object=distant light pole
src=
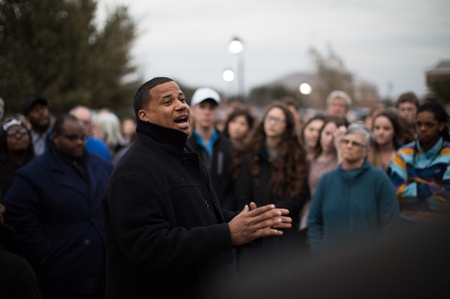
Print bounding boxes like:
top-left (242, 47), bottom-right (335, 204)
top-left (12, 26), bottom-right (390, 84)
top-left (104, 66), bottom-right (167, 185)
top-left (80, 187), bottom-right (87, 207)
top-left (228, 37), bottom-right (244, 101)
top-left (299, 83), bottom-right (312, 107)
top-left (300, 83), bottom-right (312, 95)
top-left (223, 69), bottom-right (235, 100)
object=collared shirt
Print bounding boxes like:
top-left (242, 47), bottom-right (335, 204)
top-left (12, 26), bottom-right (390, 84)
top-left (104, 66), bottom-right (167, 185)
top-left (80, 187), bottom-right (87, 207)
top-left (193, 129), bottom-right (219, 158)
top-left (31, 128), bottom-right (51, 156)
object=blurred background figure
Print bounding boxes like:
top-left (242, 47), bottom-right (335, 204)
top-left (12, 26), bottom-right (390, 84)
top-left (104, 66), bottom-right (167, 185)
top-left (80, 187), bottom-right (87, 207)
top-left (70, 105), bottom-right (112, 161)
top-left (223, 102), bottom-right (250, 121)
top-left (0, 196), bottom-right (42, 299)
top-left (3, 114), bottom-right (113, 298)
top-left (22, 97), bottom-right (51, 156)
top-left (362, 104), bottom-right (387, 130)
top-left (232, 101), bottom-right (309, 273)
top-left (308, 123), bottom-right (401, 255)
top-left (187, 87), bottom-right (235, 210)
top-left (395, 92), bottom-right (420, 126)
top-left (92, 111), bottom-right (126, 157)
top-left (300, 115), bottom-right (325, 160)
top-left (121, 117), bottom-right (136, 146)
top-left (222, 109), bottom-right (254, 149)
top-left (325, 90), bottom-right (352, 119)
top-left (368, 111), bottom-right (404, 171)
top-left (281, 97), bottom-right (303, 136)
top-left (299, 115), bottom-right (347, 236)
top-left (0, 118), bottom-right (35, 196)
top-left (390, 102), bottom-right (450, 223)
top-left (113, 130), bottom-right (137, 167)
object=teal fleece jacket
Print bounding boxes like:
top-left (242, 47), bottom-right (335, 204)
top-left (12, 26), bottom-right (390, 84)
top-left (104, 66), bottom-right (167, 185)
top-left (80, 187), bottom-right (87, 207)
top-left (307, 158), bottom-right (401, 255)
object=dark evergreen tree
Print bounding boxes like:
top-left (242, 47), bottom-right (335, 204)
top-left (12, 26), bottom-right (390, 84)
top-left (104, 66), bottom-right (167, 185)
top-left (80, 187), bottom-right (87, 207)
top-left (0, 0), bottom-right (140, 115)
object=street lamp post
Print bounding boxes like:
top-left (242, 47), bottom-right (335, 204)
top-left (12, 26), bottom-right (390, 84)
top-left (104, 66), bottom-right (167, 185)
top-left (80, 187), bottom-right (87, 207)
top-left (223, 69), bottom-right (235, 100)
top-left (228, 37), bottom-right (244, 102)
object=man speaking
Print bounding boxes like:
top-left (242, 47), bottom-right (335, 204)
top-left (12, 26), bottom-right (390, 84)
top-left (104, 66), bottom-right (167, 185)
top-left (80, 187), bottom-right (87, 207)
top-left (102, 77), bottom-right (292, 299)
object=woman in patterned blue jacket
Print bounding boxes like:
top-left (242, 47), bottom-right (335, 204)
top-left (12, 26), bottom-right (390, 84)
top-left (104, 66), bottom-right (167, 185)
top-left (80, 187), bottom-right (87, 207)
top-left (389, 102), bottom-right (450, 222)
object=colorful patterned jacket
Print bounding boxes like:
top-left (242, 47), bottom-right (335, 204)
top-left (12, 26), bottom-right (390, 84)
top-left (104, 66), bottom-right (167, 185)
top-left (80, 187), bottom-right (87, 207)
top-left (389, 137), bottom-right (450, 221)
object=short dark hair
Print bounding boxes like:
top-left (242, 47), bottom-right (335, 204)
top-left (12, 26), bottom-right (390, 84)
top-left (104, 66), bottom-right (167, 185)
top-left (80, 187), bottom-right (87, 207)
top-left (133, 77), bottom-right (174, 117)
top-left (53, 114), bottom-right (81, 135)
top-left (396, 92), bottom-right (420, 109)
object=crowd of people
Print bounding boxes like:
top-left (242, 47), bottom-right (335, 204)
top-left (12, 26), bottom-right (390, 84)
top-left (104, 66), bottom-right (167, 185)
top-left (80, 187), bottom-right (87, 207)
top-left (0, 79), bottom-right (449, 298)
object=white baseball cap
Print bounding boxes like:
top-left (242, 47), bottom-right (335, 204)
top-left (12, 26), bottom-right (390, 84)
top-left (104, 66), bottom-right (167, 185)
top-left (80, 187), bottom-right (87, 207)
top-left (190, 87), bottom-right (220, 108)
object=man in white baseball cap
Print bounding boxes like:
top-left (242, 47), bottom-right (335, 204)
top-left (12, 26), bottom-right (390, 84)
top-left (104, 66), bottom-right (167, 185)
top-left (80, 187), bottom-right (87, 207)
top-left (187, 87), bottom-right (236, 210)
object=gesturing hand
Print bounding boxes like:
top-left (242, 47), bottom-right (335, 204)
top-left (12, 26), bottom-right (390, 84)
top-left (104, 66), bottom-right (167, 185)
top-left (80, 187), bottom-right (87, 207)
top-left (228, 202), bottom-right (291, 246)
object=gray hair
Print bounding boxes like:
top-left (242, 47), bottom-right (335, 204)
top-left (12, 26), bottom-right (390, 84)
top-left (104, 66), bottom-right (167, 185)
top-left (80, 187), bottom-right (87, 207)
top-left (93, 112), bottom-right (125, 149)
top-left (69, 105), bottom-right (91, 115)
top-left (345, 123), bottom-right (374, 148)
top-left (326, 90), bottom-right (352, 108)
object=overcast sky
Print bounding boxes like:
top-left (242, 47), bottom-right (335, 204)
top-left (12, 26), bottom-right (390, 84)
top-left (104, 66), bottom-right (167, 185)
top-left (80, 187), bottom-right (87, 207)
top-left (98, 0), bottom-right (450, 100)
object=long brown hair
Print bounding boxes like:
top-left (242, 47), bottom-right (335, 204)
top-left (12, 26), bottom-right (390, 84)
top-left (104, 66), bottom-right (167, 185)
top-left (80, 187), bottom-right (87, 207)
top-left (231, 101), bottom-right (307, 198)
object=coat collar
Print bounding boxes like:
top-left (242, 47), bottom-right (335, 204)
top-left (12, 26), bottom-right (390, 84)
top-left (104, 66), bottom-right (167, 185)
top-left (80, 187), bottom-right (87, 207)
top-left (46, 143), bottom-right (95, 197)
top-left (337, 157), bottom-right (371, 181)
top-left (136, 119), bottom-right (188, 152)
top-left (47, 142), bottom-right (89, 170)
top-left (416, 136), bottom-right (443, 158)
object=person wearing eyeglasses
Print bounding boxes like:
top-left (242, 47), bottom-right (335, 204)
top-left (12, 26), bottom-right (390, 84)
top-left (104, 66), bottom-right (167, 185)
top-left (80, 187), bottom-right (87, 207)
top-left (231, 101), bottom-right (309, 273)
top-left (389, 102), bottom-right (450, 223)
top-left (3, 114), bottom-right (113, 298)
top-left (0, 118), bottom-right (35, 196)
top-left (308, 123), bottom-right (401, 256)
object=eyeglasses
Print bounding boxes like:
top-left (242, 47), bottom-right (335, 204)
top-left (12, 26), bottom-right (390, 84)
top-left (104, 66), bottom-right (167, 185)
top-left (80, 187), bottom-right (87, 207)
top-left (61, 134), bottom-right (87, 142)
top-left (414, 121), bottom-right (438, 129)
top-left (265, 116), bottom-right (285, 124)
top-left (340, 139), bottom-right (366, 148)
top-left (6, 128), bottom-right (28, 137)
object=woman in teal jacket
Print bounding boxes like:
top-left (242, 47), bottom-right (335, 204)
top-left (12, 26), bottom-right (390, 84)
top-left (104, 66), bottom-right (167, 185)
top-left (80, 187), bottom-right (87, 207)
top-left (308, 123), bottom-right (401, 255)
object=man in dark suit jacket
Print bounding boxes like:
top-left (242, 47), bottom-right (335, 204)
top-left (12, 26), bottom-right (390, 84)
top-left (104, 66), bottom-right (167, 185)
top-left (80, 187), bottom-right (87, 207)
top-left (3, 114), bottom-right (113, 298)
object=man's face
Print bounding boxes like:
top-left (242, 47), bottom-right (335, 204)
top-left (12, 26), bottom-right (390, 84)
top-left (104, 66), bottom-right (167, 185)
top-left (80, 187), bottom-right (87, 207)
top-left (26, 102), bottom-right (50, 130)
top-left (327, 98), bottom-right (348, 117)
top-left (71, 107), bottom-right (92, 135)
top-left (53, 120), bottom-right (86, 158)
top-left (340, 133), bottom-right (369, 163)
top-left (398, 102), bottom-right (417, 124)
top-left (138, 81), bottom-right (191, 135)
top-left (191, 100), bottom-right (219, 130)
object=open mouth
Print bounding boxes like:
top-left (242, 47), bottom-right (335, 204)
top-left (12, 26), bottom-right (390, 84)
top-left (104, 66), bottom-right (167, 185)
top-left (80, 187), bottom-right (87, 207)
top-left (175, 116), bottom-right (188, 124)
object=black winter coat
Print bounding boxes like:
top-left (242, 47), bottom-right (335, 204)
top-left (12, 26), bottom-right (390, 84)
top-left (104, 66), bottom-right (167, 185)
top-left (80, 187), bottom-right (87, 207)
top-left (102, 120), bottom-right (237, 299)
